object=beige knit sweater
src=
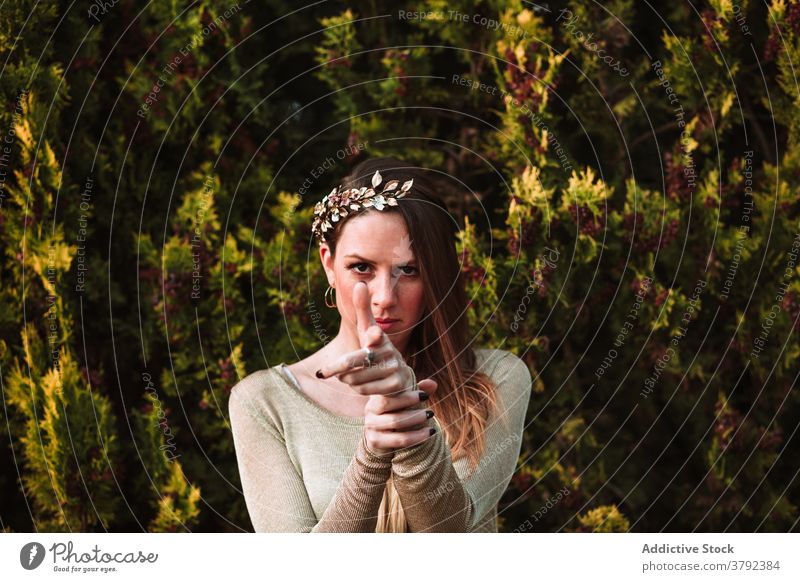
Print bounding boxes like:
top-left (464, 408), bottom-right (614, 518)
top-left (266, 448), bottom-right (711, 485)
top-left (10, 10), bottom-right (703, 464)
top-left (228, 348), bottom-right (532, 532)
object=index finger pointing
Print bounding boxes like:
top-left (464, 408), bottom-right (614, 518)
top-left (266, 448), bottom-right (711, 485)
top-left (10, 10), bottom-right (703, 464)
top-left (317, 345), bottom-right (384, 379)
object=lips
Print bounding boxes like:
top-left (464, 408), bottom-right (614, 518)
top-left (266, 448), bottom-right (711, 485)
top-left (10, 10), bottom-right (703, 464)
top-left (375, 318), bottom-right (400, 331)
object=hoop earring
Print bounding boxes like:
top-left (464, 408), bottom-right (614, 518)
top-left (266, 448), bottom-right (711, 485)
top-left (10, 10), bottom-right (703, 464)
top-left (324, 285), bottom-right (337, 308)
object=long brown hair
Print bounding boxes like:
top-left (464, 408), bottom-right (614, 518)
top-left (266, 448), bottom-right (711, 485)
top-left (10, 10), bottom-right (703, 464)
top-left (322, 156), bottom-right (499, 532)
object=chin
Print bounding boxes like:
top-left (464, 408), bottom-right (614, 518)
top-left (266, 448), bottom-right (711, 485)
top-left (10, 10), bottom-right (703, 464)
top-left (386, 329), bottom-right (410, 345)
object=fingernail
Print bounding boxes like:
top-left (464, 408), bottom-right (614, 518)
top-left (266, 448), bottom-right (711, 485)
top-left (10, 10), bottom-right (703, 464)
top-left (426, 410), bottom-right (434, 419)
top-left (429, 428), bottom-right (437, 436)
top-left (315, 369), bottom-right (324, 379)
top-left (418, 391), bottom-right (430, 402)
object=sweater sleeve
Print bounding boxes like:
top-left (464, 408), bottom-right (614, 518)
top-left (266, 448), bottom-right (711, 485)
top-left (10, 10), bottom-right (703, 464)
top-left (391, 351), bottom-right (533, 532)
top-left (229, 378), bottom-right (393, 533)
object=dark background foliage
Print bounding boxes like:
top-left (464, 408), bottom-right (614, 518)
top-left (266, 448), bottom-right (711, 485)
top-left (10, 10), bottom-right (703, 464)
top-left (1, 0), bottom-right (798, 532)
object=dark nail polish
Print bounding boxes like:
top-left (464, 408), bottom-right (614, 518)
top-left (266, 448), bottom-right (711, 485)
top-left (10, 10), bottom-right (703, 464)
top-left (418, 391), bottom-right (430, 402)
top-left (426, 410), bottom-right (434, 419)
top-left (315, 370), bottom-right (324, 379)
top-left (429, 428), bottom-right (436, 436)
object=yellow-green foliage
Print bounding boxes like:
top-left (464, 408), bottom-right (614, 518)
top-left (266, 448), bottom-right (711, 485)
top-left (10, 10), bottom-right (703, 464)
top-left (575, 505), bottom-right (631, 532)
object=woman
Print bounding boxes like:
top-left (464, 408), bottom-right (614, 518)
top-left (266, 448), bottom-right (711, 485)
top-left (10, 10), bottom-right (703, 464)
top-left (229, 156), bottom-right (532, 532)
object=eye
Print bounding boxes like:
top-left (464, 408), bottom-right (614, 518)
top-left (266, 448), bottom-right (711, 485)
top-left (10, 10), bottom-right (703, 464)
top-left (346, 263), bottom-right (418, 276)
top-left (347, 262), bottom-right (371, 274)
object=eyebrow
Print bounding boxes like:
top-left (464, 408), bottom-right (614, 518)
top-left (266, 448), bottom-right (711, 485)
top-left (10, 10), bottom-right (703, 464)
top-left (344, 254), bottom-right (417, 264)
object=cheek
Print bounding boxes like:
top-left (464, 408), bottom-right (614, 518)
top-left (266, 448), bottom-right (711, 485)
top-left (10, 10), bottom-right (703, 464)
top-left (403, 282), bottom-right (425, 315)
top-left (337, 286), bottom-right (354, 315)
top-left (334, 268), bottom-right (353, 310)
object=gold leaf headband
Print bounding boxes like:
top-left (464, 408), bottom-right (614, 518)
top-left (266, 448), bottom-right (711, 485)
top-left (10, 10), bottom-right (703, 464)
top-left (311, 170), bottom-right (413, 244)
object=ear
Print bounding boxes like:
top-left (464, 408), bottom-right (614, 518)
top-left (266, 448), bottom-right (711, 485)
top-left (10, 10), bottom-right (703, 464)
top-left (319, 242), bottom-right (335, 285)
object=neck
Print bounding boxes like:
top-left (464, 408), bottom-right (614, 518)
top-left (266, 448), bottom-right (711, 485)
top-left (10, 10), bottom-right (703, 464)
top-left (327, 324), bottom-right (360, 358)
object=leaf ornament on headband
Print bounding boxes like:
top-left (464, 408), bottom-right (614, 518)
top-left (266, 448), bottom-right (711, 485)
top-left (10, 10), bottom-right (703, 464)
top-left (311, 170), bottom-right (413, 244)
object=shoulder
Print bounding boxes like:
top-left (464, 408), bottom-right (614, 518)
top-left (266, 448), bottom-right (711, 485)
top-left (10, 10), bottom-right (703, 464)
top-left (473, 348), bottom-right (532, 396)
top-left (228, 367), bottom-right (289, 437)
top-left (228, 367), bottom-right (284, 415)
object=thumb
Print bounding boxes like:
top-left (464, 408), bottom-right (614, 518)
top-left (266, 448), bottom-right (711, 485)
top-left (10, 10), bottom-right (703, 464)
top-left (417, 378), bottom-right (439, 397)
top-left (352, 281), bottom-right (378, 336)
top-left (364, 325), bottom-right (383, 348)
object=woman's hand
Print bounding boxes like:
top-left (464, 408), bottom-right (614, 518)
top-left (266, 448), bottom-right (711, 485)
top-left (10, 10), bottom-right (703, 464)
top-left (316, 281), bottom-right (414, 395)
top-left (315, 281), bottom-right (437, 453)
top-left (363, 378), bottom-right (438, 455)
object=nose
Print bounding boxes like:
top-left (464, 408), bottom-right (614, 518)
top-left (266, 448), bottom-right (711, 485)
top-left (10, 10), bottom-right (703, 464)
top-left (370, 269), bottom-right (398, 311)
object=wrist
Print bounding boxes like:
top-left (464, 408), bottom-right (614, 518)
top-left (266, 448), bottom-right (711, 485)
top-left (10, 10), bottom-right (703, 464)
top-left (360, 430), bottom-right (395, 463)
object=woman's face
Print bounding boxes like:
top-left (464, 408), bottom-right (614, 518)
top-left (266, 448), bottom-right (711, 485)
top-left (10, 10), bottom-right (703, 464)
top-left (320, 210), bottom-right (425, 355)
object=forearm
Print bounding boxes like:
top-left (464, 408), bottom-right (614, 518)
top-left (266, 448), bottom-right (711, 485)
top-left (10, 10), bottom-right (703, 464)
top-left (391, 422), bottom-right (473, 532)
top-left (311, 432), bottom-right (394, 532)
